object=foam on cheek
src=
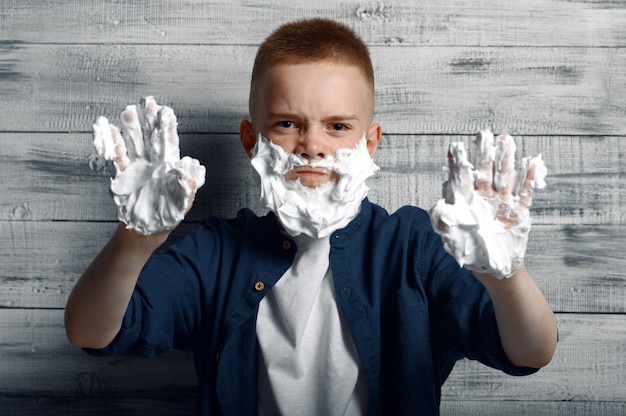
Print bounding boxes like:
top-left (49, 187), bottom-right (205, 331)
top-left (251, 134), bottom-right (379, 238)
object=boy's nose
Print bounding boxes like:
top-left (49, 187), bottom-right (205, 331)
top-left (296, 130), bottom-right (327, 160)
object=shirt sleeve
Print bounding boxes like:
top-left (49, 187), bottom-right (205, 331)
top-left (84, 221), bottom-right (218, 358)
top-left (423, 224), bottom-right (540, 378)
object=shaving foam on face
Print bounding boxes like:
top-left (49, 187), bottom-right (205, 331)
top-left (250, 134), bottom-right (379, 239)
top-left (429, 131), bottom-right (547, 279)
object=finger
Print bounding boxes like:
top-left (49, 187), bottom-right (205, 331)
top-left (137, 96), bottom-right (162, 162)
top-left (93, 116), bottom-right (130, 172)
top-left (516, 157), bottom-right (535, 208)
top-left (139, 96), bottom-right (161, 131)
top-left (494, 134), bottom-right (516, 198)
top-left (449, 142), bottom-right (473, 189)
top-left (158, 105), bottom-right (181, 163)
top-left (444, 142), bottom-right (474, 203)
top-left (185, 179), bottom-right (197, 215)
top-left (493, 134), bottom-right (517, 224)
top-left (93, 116), bottom-right (117, 161)
top-left (178, 156), bottom-right (206, 190)
top-left (529, 154), bottom-right (547, 190)
top-left (120, 105), bottom-right (145, 160)
top-left (171, 157), bottom-right (206, 216)
top-left (110, 124), bottom-right (129, 172)
top-left (516, 154), bottom-right (547, 208)
top-left (471, 129), bottom-right (495, 197)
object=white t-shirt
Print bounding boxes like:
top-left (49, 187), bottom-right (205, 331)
top-left (256, 234), bottom-right (368, 415)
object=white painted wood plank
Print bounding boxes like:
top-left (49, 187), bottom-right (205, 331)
top-left (0, 397), bottom-right (624, 416)
top-left (0, 310), bottom-right (623, 404)
top-left (0, 133), bottom-right (252, 223)
top-left (2, 0), bottom-right (625, 47)
top-left (0, 309), bottom-right (195, 396)
top-left (1, 397), bottom-right (196, 416)
top-left (0, 221), bottom-right (195, 309)
top-left (0, 45), bottom-right (624, 135)
top-left (0, 0), bottom-right (622, 412)
top-left (441, 401), bottom-right (626, 416)
top-left (1, 133), bottom-right (624, 225)
top-left (373, 134), bottom-right (626, 225)
top-left (443, 314), bottom-right (626, 402)
top-left (0, 221), bottom-right (624, 312)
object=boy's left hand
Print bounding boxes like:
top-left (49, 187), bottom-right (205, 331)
top-left (429, 130), bottom-right (547, 279)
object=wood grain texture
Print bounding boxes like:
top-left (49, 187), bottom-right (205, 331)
top-left (1, 398), bottom-right (624, 416)
top-left (0, 222), bottom-right (626, 313)
top-left (1, 222), bottom-right (625, 312)
top-left (1, 0), bottom-right (624, 414)
top-left (0, 397), bottom-right (195, 416)
top-left (0, 309), bottom-right (195, 396)
top-left (0, 311), bottom-right (623, 404)
top-left (443, 314), bottom-right (626, 402)
top-left (441, 401), bottom-right (626, 416)
top-left (0, 44), bottom-right (624, 135)
top-left (1, 133), bottom-right (624, 225)
top-left (2, 0), bottom-right (625, 47)
top-left (1, 133), bottom-right (626, 311)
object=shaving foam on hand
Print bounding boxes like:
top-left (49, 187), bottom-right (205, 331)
top-left (93, 96), bottom-right (206, 235)
top-left (251, 134), bottom-right (379, 239)
top-left (428, 130), bottom-right (546, 279)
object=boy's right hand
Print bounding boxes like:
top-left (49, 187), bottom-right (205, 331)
top-left (93, 97), bottom-right (206, 236)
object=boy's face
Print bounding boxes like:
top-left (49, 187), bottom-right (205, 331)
top-left (241, 62), bottom-right (381, 188)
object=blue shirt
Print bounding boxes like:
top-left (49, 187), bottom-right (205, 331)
top-left (87, 199), bottom-right (538, 415)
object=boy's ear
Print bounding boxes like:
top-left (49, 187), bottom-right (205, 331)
top-left (239, 119), bottom-right (256, 158)
top-left (366, 123), bottom-right (382, 157)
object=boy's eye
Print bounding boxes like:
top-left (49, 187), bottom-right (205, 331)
top-left (277, 121), bottom-right (294, 128)
top-left (330, 123), bottom-right (347, 131)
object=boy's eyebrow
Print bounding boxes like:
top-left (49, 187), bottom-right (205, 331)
top-left (267, 112), bottom-right (360, 121)
top-left (267, 112), bottom-right (297, 120)
top-left (324, 115), bottom-right (359, 122)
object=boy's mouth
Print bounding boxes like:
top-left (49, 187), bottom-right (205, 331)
top-left (285, 166), bottom-right (339, 187)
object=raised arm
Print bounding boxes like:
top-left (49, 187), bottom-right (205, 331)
top-left (65, 97), bottom-right (205, 349)
top-left (65, 224), bottom-right (170, 349)
top-left (474, 263), bottom-right (557, 368)
top-left (429, 130), bottom-right (556, 368)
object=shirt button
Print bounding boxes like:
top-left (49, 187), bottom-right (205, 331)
top-left (282, 240), bottom-right (292, 250)
top-left (254, 281), bottom-right (265, 291)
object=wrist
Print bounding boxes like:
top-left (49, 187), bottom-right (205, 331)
top-left (114, 222), bottom-right (171, 253)
top-left (473, 263), bottom-right (530, 296)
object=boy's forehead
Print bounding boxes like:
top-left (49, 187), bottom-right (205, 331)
top-left (259, 62), bottom-right (370, 87)
top-left (255, 63), bottom-right (372, 106)
top-left (250, 62), bottom-right (375, 122)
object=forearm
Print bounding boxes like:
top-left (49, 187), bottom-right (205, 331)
top-left (475, 264), bottom-right (557, 368)
top-left (64, 223), bottom-right (169, 349)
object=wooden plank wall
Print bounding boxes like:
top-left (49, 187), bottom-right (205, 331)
top-left (1, 0), bottom-right (625, 414)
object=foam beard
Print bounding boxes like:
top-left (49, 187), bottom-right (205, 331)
top-left (250, 134), bottom-right (380, 239)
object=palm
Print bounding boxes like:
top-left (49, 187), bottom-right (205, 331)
top-left (93, 97), bottom-right (206, 235)
top-left (429, 130), bottom-right (546, 279)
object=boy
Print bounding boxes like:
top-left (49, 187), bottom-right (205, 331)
top-left (65, 18), bottom-right (557, 415)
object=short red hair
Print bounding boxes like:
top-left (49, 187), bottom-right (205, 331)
top-left (250, 18), bottom-right (375, 110)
